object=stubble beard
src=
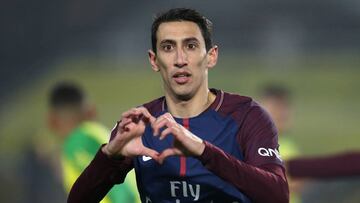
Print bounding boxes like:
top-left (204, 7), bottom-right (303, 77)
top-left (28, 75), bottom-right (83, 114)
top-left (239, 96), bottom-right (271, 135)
top-left (170, 85), bottom-right (194, 101)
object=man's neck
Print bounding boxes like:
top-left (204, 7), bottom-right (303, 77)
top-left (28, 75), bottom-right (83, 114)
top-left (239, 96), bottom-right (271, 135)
top-left (165, 89), bottom-right (216, 118)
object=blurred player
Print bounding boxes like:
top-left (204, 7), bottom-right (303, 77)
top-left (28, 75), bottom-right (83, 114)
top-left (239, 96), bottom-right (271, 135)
top-left (47, 81), bottom-right (140, 203)
top-left (260, 83), bottom-right (360, 203)
top-left (68, 8), bottom-right (289, 203)
top-left (259, 84), bottom-right (300, 159)
top-left (259, 83), bottom-right (303, 203)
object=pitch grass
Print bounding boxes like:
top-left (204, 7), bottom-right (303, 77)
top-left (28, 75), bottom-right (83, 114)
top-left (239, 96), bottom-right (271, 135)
top-left (0, 57), bottom-right (359, 157)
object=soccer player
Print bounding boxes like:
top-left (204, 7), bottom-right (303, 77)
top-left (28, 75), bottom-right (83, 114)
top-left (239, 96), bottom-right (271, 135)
top-left (68, 8), bottom-right (289, 203)
top-left (259, 84), bottom-right (360, 202)
top-left (48, 82), bottom-right (139, 203)
top-left (259, 84), bottom-right (303, 203)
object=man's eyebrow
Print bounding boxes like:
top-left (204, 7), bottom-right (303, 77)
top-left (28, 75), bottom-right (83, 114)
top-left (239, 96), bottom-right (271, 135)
top-left (159, 37), bottom-right (200, 45)
top-left (159, 39), bottom-right (176, 45)
top-left (183, 37), bottom-right (200, 43)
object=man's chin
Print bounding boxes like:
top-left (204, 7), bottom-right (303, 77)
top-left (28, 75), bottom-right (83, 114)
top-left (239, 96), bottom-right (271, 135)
top-left (173, 89), bottom-right (193, 101)
top-left (176, 94), bottom-right (192, 101)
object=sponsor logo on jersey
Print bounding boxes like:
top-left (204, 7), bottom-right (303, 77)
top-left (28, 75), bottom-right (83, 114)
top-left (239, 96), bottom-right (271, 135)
top-left (170, 181), bottom-right (200, 201)
top-left (258, 147), bottom-right (282, 161)
top-left (142, 155), bottom-right (152, 162)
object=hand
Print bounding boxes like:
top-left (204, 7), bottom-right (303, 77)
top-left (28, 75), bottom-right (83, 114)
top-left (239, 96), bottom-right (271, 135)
top-left (152, 113), bottom-right (206, 164)
top-left (103, 107), bottom-right (160, 161)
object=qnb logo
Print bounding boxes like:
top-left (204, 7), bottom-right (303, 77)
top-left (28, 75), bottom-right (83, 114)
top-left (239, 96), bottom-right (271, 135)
top-left (258, 147), bottom-right (282, 161)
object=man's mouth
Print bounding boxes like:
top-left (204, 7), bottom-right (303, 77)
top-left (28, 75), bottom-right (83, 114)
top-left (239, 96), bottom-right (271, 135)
top-left (173, 72), bottom-right (191, 84)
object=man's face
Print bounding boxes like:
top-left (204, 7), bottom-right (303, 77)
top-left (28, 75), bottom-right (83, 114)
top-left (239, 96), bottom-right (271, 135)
top-left (262, 97), bottom-right (292, 134)
top-left (149, 21), bottom-right (217, 101)
top-left (48, 109), bottom-right (81, 138)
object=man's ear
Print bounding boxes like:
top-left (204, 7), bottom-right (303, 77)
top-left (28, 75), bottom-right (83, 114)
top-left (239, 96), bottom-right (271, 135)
top-left (148, 50), bottom-right (160, 72)
top-left (206, 45), bottom-right (218, 69)
top-left (47, 111), bottom-right (57, 131)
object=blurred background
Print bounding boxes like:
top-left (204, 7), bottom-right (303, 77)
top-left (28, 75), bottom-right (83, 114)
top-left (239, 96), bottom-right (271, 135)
top-left (0, 0), bottom-right (359, 202)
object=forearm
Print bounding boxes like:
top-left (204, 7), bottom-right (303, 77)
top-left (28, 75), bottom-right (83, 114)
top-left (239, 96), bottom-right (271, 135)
top-left (198, 141), bottom-right (289, 203)
top-left (287, 151), bottom-right (360, 179)
top-left (68, 145), bottom-right (133, 203)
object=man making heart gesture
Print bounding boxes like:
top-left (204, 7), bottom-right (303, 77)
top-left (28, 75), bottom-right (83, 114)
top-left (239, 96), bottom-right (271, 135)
top-left (68, 8), bottom-right (289, 203)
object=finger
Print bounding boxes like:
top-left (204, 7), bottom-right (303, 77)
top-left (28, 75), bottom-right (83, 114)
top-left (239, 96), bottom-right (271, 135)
top-left (123, 122), bottom-right (136, 132)
top-left (153, 113), bottom-right (174, 126)
top-left (141, 147), bottom-right (160, 161)
top-left (119, 118), bottom-right (132, 129)
top-left (161, 118), bottom-right (182, 138)
top-left (122, 108), bottom-right (155, 125)
top-left (152, 116), bottom-right (167, 136)
top-left (163, 112), bottom-right (175, 122)
top-left (121, 109), bottom-right (143, 125)
top-left (159, 126), bottom-right (179, 140)
top-left (158, 148), bottom-right (182, 164)
top-left (137, 107), bottom-right (156, 124)
top-left (152, 114), bottom-right (166, 125)
top-left (121, 108), bottom-right (138, 118)
top-left (119, 120), bottom-right (133, 134)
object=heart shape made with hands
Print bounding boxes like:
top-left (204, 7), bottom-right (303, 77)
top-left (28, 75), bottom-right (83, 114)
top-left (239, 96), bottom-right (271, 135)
top-left (107, 107), bottom-right (205, 164)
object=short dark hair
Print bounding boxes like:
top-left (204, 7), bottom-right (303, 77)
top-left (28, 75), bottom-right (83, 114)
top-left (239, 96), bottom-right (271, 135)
top-left (49, 82), bottom-right (85, 109)
top-left (260, 83), bottom-right (291, 101)
top-left (151, 8), bottom-right (213, 53)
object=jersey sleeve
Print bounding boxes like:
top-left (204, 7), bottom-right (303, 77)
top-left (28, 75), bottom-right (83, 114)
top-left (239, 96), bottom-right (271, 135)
top-left (239, 105), bottom-right (284, 167)
top-left (197, 104), bottom-right (289, 203)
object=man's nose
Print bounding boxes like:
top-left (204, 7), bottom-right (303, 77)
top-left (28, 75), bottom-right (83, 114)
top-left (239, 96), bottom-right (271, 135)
top-left (174, 48), bottom-right (188, 68)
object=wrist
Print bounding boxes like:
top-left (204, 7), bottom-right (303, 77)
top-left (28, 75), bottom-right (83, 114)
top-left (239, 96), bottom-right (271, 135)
top-left (194, 140), bottom-right (206, 156)
top-left (102, 144), bottom-right (124, 160)
top-left (102, 144), bottom-right (113, 156)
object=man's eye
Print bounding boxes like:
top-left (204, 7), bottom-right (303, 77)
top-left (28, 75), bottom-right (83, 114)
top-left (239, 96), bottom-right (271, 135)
top-left (187, 43), bottom-right (197, 49)
top-left (162, 44), bottom-right (173, 51)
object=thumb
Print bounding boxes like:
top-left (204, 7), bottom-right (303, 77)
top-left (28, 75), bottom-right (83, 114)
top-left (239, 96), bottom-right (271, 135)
top-left (142, 147), bottom-right (160, 161)
top-left (158, 148), bottom-right (182, 164)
